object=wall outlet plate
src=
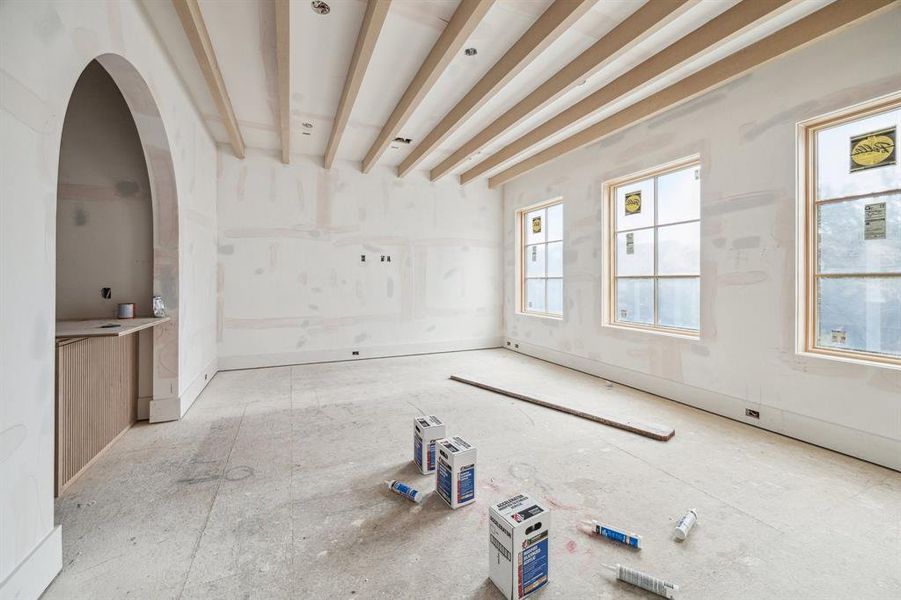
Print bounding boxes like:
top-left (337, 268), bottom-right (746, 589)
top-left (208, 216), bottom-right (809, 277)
top-left (745, 408), bottom-right (760, 419)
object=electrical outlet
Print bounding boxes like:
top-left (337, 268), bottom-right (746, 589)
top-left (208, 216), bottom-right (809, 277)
top-left (101, 287), bottom-right (112, 299)
top-left (352, 350), bottom-right (360, 356)
top-left (361, 254), bottom-right (366, 262)
top-left (745, 408), bottom-right (760, 419)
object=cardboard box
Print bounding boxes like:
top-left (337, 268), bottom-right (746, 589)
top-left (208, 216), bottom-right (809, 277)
top-left (489, 494), bottom-right (550, 599)
top-left (435, 436), bottom-right (476, 509)
top-left (413, 415), bottom-right (446, 474)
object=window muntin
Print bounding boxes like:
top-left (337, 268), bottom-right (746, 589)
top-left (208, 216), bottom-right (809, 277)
top-left (804, 98), bottom-right (901, 364)
top-left (610, 160), bottom-right (700, 335)
top-left (521, 200), bottom-right (563, 317)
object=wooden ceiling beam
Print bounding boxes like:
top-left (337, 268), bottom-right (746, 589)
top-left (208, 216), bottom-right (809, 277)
top-left (429, 0), bottom-right (695, 181)
top-left (396, 0), bottom-right (595, 177)
top-left (461, 0), bottom-right (793, 184)
top-left (361, 0), bottom-right (495, 174)
top-left (325, 0), bottom-right (392, 169)
top-left (487, 0), bottom-right (895, 189)
top-left (172, 0), bottom-right (245, 158)
top-left (276, 0), bottom-right (291, 164)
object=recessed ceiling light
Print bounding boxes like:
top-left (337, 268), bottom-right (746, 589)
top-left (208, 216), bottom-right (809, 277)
top-left (311, 1), bottom-right (330, 15)
top-left (577, 80), bottom-right (587, 86)
top-left (302, 122), bottom-right (313, 129)
top-left (464, 48), bottom-right (477, 57)
top-left (393, 137), bottom-right (412, 144)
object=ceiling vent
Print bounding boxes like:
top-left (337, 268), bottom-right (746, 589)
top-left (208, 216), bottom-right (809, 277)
top-left (311, 1), bottom-right (330, 15)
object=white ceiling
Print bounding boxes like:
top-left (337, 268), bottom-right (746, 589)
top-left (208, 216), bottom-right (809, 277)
top-left (140, 0), bottom-right (836, 182)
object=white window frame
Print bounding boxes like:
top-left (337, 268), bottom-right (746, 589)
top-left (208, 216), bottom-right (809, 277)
top-left (796, 91), bottom-right (901, 369)
top-left (602, 155), bottom-right (701, 339)
top-left (516, 197), bottom-right (564, 319)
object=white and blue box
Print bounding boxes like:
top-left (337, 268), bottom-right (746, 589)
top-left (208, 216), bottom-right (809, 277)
top-left (413, 415), bottom-right (445, 474)
top-left (489, 493), bottom-right (550, 600)
top-left (435, 436), bottom-right (476, 509)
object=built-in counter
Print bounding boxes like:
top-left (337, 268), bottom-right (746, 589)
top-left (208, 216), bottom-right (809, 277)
top-left (54, 317), bottom-right (170, 495)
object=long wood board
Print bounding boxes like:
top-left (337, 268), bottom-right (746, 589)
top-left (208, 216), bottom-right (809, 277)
top-left (450, 374), bottom-right (675, 441)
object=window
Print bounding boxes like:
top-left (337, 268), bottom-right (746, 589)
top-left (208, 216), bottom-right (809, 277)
top-left (519, 199), bottom-right (563, 317)
top-left (800, 94), bottom-right (901, 366)
top-left (605, 157), bottom-right (700, 336)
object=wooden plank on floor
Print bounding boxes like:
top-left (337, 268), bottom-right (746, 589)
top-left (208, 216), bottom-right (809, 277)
top-left (450, 374), bottom-right (675, 441)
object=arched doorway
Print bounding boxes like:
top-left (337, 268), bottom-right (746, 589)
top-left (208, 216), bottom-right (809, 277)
top-left (54, 54), bottom-right (182, 493)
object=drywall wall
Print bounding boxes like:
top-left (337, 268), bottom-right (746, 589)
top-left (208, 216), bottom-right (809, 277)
top-left (217, 150), bottom-right (503, 369)
top-left (503, 7), bottom-right (901, 470)
top-left (0, 1), bottom-right (218, 596)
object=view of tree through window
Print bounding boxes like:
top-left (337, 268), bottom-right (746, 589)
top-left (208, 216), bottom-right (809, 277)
top-left (811, 104), bottom-right (900, 360)
top-left (522, 201), bottom-right (563, 316)
top-left (611, 161), bottom-right (700, 334)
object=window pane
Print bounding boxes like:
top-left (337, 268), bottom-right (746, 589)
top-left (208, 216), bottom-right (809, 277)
top-left (525, 279), bottom-right (546, 313)
top-left (658, 165), bottom-right (700, 225)
top-left (547, 278), bottom-right (563, 315)
top-left (817, 194), bottom-right (900, 274)
top-left (546, 241), bottom-right (563, 277)
top-left (658, 222), bottom-right (700, 275)
top-left (546, 203), bottom-right (563, 242)
top-left (616, 278), bottom-right (654, 325)
top-left (658, 278), bottom-right (700, 331)
top-left (526, 208), bottom-right (546, 245)
top-left (616, 229), bottom-right (654, 276)
top-left (525, 243), bottom-right (545, 277)
top-left (817, 276), bottom-right (901, 357)
top-left (616, 178), bottom-right (655, 231)
top-left (816, 107), bottom-right (900, 201)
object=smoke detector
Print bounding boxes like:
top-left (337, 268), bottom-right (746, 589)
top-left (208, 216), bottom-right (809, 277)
top-left (311, 1), bottom-right (330, 15)
top-left (464, 47), bottom-right (477, 57)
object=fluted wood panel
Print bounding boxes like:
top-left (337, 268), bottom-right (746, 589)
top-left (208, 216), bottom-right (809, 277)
top-left (56, 335), bottom-right (138, 495)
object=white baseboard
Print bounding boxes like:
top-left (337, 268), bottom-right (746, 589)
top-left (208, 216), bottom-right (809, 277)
top-left (177, 357), bottom-right (218, 417)
top-left (0, 526), bottom-right (61, 600)
top-left (149, 357), bottom-right (218, 422)
top-left (218, 337), bottom-right (504, 371)
top-left (507, 340), bottom-right (900, 472)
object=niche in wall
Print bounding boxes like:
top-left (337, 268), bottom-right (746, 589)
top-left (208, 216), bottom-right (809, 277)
top-left (56, 60), bottom-right (155, 420)
top-left (56, 60), bottom-right (153, 321)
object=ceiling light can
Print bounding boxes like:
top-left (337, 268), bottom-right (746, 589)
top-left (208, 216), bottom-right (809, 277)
top-left (311, 1), bottom-right (330, 15)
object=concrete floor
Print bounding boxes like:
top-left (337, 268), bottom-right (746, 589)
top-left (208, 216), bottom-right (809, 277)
top-left (45, 349), bottom-right (900, 599)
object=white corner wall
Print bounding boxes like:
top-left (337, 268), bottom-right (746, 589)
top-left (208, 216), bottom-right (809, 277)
top-left (502, 8), bottom-right (901, 471)
top-left (0, 1), bottom-right (218, 596)
top-left (217, 150), bottom-right (503, 369)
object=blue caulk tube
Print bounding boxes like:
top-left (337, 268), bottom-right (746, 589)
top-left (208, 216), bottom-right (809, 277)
top-left (603, 564), bottom-right (678, 599)
top-left (386, 480), bottom-right (424, 503)
top-left (584, 520), bottom-right (642, 549)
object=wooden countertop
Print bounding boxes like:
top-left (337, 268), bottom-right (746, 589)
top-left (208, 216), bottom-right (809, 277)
top-left (56, 317), bottom-right (171, 339)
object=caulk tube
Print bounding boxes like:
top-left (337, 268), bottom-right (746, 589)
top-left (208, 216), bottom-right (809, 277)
top-left (603, 564), bottom-right (678, 599)
top-left (584, 520), bottom-right (642, 549)
top-left (674, 509), bottom-right (698, 541)
top-left (386, 480), bottom-right (424, 503)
